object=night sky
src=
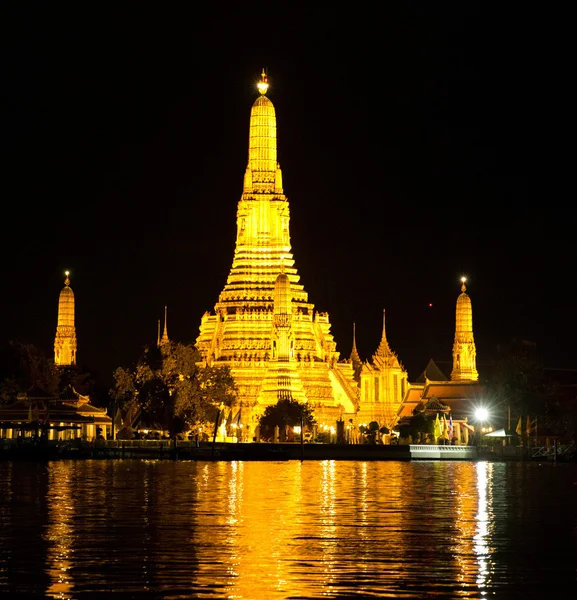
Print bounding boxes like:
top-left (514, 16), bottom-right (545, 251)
top-left (2, 4), bottom-right (571, 386)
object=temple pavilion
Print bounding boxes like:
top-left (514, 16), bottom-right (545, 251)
top-left (0, 272), bottom-right (112, 443)
top-left (350, 311), bottom-right (409, 434)
top-left (195, 70), bottom-right (359, 437)
top-left (0, 385), bottom-right (112, 442)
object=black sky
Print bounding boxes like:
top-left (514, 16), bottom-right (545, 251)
top-left (1, 4), bottom-right (572, 385)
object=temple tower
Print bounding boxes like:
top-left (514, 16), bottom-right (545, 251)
top-left (357, 309), bottom-right (408, 430)
top-left (196, 70), bottom-right (359, 432)
top-left (451, 277), bottom-right (479, 381)
top-left (54, 271), bottom-right (77, 366)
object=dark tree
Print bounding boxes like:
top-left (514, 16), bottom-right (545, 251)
top-left (484, 338), bottom-right (549, 427)
top-left (110, 341), bottom-right (237, 436)
top-left (541, 377), bottom-right (577, 443)
top-left (359, 420), bottom-right (382, 444)
top-left (398, 413), bottom-right (434, 443)
top-left (58, 364), bottom-right (107, 404)
top-left (0, 341), bottom-right (60, 403)
top-left (258, 398), bottom-right (316, 441)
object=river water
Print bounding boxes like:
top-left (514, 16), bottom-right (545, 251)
top-left (0, 459), bottom-right (576, 599)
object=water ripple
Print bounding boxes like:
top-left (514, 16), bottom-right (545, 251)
top-left (0, 460), bottom-right (576, 598)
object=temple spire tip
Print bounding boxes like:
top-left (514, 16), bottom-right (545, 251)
top-left (64, 271), bottom-right (70, 286)
top-left (257, 68), bottom-right (269, 95)
top-left (460, 276), bottom-right (467, 293)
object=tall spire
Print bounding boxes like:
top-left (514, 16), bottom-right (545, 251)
top-left (350, 322), bottom-right (361, 363)
top-left (160, 305), bottom-right (169, 346)
top-left (157, 319), bottom-right (161, 347)
top-left (222, 68), bottom-right (296, 304)
top-left (244, 68), bottom-right (282, 195)
top-left (54, 270), bottom-right (77, 366)
top-left (375, 308), bottom-right (392, 356)
top-left (451, 276), bottom-right (479, 381)
top-left (350, 322), bottom-right (362, 381)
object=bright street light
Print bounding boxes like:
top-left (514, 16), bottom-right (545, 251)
top-left (475, 407), bottom-right (489, 422)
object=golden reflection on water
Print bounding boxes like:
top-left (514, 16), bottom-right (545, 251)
top-left (474, 462), bottom-right (495, 594)
top-left (45, 463), bottom-right (75, 599)
top-left (3, 459), bottom-right (574, 598)
top-left (453, 462), bottom-right (479, 594)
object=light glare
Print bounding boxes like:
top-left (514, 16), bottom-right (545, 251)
top-left (475, 407), bottom-right (489, 421)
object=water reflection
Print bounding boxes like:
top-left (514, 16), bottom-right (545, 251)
top-left (0, 459), bottom-right (575, 599)
top-left (45, 462), bottom-right (74, 598)
top-left (474, 462), bottom-right (493, 593)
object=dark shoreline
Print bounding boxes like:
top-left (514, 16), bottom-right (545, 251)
top-left (3, 440), bottom-right (573, 462)
top-left (1, 441), bottom-right (411, 462)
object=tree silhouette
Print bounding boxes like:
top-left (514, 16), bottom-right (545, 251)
top-left (110, 341), bottom-right (237, 436)
top-left (258, 398), bottom-right (316, 441)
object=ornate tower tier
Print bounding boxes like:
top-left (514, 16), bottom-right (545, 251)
top-left (54, 271), bottom-right (77, 366)
top-left (451, 277), bottom-right (479, 381)
top-left (196, 70), bottom-right (359, 432)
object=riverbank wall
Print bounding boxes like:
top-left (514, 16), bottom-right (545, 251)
top-left (2, 439), bottom-right (573, 462)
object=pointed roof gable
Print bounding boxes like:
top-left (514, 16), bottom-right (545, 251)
top-left (18, 387), bottom-right (54, 401)
top-left (415, 359), bottom-right (448, 383)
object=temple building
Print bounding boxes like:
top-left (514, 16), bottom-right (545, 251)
top-left (54, 271), bottom-right (77, 366)
top-left (1, 270), bottom-right (112, 442)
top-left (0, 386), bottom-right (112, 442)
top-left (395, 278), bottom-right (484, 444)
top-left (195, 70), bottom-right (359, 434)
top-left (352, 310), bottom-right (408, 431)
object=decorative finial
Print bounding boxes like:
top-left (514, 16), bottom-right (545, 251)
top-left (279, 255), bottom-right (285, 274)
top-left (64, 270), bottom-right (70, 286)
top-left (460, 276), bottom-right (467, 293)
top-left (257, 68), bottom-right (269, 95)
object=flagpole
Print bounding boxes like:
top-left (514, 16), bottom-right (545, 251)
top-left (507, 405), bottom-right (511, 432)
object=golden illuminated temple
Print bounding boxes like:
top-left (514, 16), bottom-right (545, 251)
top-left (353, 310), bottom-right (408, 431)
top-left (451, 277), bottom-right (479, 381)
top-left (54, 271), bottom-right (77, 366)
top-left (196, 70), bottom-right (359, 434)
